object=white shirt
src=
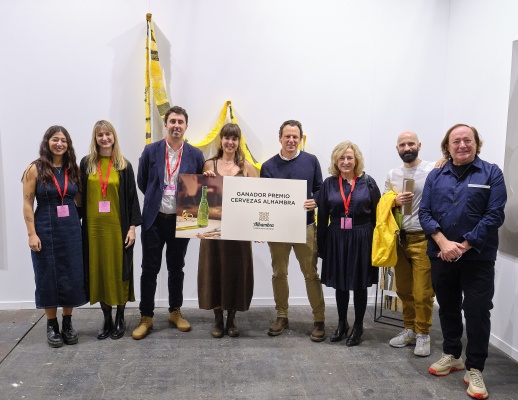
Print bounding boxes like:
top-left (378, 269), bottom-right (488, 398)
top-left (384, 160), bottom-right (435, 232)
top-left (279, 149), bottom-right (300, 161)
top-left (159, 141), bottom-right (183, 214)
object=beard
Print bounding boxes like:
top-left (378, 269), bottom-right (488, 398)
top-left (399, 150), bottom-right (419, 163)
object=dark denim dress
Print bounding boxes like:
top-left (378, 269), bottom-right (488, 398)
top-left (31, 169), bottom-right (87, 308)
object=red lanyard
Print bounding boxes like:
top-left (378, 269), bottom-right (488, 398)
top-left (165, 139), bottom-right (183, 183)
top-left (51, 169), bottom-right (69, 205)
top-left (98, 158), bottom-right (113, 199)
top-left (339, 176), bottom-right (356, 216)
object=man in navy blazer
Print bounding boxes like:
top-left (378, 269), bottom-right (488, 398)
top-left (132, 106), bottom-right (205, 340)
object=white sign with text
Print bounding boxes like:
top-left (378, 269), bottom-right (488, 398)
top-left (221, 176), bottom-right (307, 243)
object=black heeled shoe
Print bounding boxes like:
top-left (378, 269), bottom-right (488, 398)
top-left (110, 309), bottom-right (125, 340)
top-left (346, 324), bottom-right (363, 347)
top-left (97, 309), bottom-right (114, 340)
top-left (61, 315), bottom-right (78, 345)
top-left (330, 320), bottom-right (349, 342)
top-left (47, 318), bottom-right (63, 348)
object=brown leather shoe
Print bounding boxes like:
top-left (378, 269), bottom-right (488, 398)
top-left (168, 308), bottom-right (191, 332)
top-left (268, 317), bottom-right (289, 336)
top-left (132, 316), bottom-right (153, 340)
top-left (226, 310), bottom-right (239, 337)
top-left (211, 310), bottom-right (224, 338)
top-left (310, 321), bottom-right (326, 342)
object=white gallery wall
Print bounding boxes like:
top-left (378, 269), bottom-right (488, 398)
top-left (0, 0), bottom-right (516, 360)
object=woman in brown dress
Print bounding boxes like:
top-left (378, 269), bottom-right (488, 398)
top-left (198, 123), bottom-right (256, 338)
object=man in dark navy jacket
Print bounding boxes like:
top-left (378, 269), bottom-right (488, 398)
top-left (132, 106), bottom-right (204, 340)
top-left (419, 124), bottom-right (506, 399)
top-left (260, 120), bottom-right (326, 342)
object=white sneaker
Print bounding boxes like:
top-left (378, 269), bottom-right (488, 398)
top-left (464, 368), bottom-right (488, 399)
top-left (414, 333), bottom-right (430, 357)
top-left (389, 328), bottom-right (416, 348)
top-left (428, 353), bottom-right (465, 376)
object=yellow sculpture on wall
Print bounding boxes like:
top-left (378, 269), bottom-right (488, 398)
top-left (145, 13), bottom-right (306, 172)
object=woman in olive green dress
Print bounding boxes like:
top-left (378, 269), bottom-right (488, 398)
top-left (80, 120), bottom-right (142, 340)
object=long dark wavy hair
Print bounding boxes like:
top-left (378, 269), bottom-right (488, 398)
top-left (209, 123), bottom-right (246, 174)
top-left (23, 126), bottom-right (81, 187)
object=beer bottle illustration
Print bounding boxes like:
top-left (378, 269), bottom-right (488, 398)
top-left (197, 186), bottom-right (209, 227)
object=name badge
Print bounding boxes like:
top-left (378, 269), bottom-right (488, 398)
top-left (57, 205), bottom-right (69, 218)
top-left (341, 217), bottom-right (352, 230)
top-left (99, 201), bottom-right (111, 213)
top-left (164, 184), bottom-right (176, 196)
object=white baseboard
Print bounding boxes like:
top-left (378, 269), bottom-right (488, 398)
top-left (490, 334), bottom-right (518, 363)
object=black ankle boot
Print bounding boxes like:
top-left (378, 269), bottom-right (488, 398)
top-left (61, 315), bottom-right (78, 345)
top-left (346, 323), bottom-right (363, 347)
top-left (47, 318), bottom-right (63, 348)
top-left (211, 310), bottom-right (224, 338)
top-left (97, 309), bottom-right (114, 340)
top-left (110, 308), bottom-right (125, 340)
top-left (330, 320), bottom-right (349, 342)
top-left (226, 310), bottom-right (239, 337)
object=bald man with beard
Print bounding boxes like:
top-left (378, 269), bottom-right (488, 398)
top-left (384, 131), bottom-right (435, 357)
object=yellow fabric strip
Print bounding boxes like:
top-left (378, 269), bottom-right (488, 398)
top-left (187, 101), bottom-right (231, 148)
top-left (186, 101), bottom-right (262, 171)
top-left (146, 14), bottom-right (171, 144)
top-left (145, 15), bottom-right (152, 144)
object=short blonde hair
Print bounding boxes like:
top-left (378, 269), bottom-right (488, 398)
top-left (328, 141), bottom-right (364, 178)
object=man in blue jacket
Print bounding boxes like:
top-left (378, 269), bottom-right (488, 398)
top-left (419, 124), bottom-right (506, 399)
top-left (132, 106), bottom-right (204, 340)
top-left (260, 120), bottom-right (326, 342)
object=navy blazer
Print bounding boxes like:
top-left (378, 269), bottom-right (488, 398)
top-left (137, 139), bottom-right (205, 231)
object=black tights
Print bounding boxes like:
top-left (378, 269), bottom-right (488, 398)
top-left (335, 288), bottom-right (367, 325)
top-left (100, 302), bottom-right (125, 316)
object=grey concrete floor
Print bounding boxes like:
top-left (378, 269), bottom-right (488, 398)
top-left (0, 306), bottom-right (517, 400)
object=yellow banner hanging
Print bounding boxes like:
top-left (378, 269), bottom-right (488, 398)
top-left (145, 13), bottom-right (171, 144)
top-left (186, 100), bottom-right (262, 171)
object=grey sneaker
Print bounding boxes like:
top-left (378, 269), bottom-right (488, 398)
top-left (428, 353), bottom-right (465, 376)
top-left (464, 368), bottom-right (488, 399)
top-left (414, 333), bottom-right (431, 357)
top-left (389, 328), bottom-right (416, 348)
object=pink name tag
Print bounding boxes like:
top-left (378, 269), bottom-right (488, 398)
top-left (57, 205), bottom-right (69, 218)
top-left (341, 217), bottom-right (352, 230)
top-left (99, 201), bottom-right (111, 213)
top-left (164, 184), bottom-right (176, 196)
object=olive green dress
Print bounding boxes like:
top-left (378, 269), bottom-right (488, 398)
top-left (87, 157), bottom-right (134, 305)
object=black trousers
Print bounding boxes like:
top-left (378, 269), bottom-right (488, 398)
top-left (431, 257), bottom-right (494, 371)
top-left (139, 214), bottom-right (190, 317)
